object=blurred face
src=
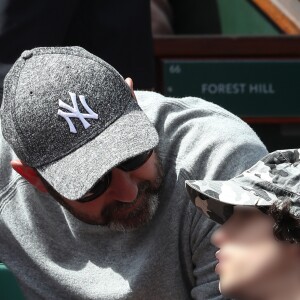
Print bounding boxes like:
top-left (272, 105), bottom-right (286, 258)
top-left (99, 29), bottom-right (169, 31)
top-left (44, 151), bottom-right (163, 230)
top-left (212, 206), bottom-right (297, 299)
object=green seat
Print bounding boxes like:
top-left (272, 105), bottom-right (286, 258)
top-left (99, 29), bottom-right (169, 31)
top-left (0, 263), bottom-right (25, 300)
top-left (217, 0), bottom-right (280, 35)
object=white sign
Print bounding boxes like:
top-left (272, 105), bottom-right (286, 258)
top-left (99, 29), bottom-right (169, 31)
top-left (201, 83), bottom-right (275, 95)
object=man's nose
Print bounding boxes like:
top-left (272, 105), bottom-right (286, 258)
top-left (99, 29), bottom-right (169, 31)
top-left (108, 168), bottom-right (138, 203)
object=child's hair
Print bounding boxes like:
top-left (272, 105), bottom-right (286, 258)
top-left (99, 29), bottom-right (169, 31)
top-left (260, 198), bottom-right (300, 244)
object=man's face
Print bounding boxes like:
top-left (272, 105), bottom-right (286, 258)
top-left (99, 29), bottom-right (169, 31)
top-left (47, 151), bottom-right (163, 230)
top-left (212, 206), bottom-right (296, 299)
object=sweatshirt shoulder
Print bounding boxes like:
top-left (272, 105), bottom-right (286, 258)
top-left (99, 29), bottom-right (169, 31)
top-left (136, 91), bottom-right (244, 122)
top-left (135, 91), bottom-right (263, 140)
top-left (135, 91), bottom-right (267, 175)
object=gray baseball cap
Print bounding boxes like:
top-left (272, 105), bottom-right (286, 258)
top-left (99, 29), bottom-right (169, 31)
top-left (1, 46), bottom-right (159, 200)
top-left (186, 149), bottom-right (300, 224)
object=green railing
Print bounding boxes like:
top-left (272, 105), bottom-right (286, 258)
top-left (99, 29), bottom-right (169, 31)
top-left (0, 263), bottom-right (25, 300)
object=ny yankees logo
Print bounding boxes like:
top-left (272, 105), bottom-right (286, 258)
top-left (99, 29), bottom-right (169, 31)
top-left (58, 92), bottom-right (98, 133)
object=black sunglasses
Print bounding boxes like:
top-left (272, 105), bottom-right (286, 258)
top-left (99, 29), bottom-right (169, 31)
top-left (77, 149), bottom-right (154, 203)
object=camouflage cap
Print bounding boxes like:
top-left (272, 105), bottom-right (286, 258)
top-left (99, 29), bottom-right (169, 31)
top-left (186, 149), bottom-right (300, 224)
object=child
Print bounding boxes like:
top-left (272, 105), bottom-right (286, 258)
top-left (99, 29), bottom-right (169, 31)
top-left (186, 149), bottom-right (300, 300)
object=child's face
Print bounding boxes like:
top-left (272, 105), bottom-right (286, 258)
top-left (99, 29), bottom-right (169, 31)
top-left (212, 206), bottom-right (297, 299)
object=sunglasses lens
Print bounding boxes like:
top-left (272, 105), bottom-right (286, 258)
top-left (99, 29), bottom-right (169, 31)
top-left (77, 173), bottom-right (111, 203)
top-left (119, 150), bottom-right (153, 172)
top-left (76, 149), bottom-right (153, 203)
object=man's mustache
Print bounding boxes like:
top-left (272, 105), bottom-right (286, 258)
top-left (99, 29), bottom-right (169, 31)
top-left (103, 180), bottom-right (155, 213)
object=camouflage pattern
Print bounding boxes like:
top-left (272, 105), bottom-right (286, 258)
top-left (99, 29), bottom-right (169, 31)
top-left (186, 149), bottom-right (300, 224)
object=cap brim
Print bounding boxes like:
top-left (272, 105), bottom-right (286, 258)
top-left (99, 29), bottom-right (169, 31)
top-left (185, 179), bottom-right (270, 224)
top-left (38, 101), bottom-right (159, 200)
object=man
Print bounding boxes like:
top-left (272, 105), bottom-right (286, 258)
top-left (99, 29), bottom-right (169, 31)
top-left (0, 46), bottom-right (267, 299)
top-left (186, 149), bottom-right (300, 300)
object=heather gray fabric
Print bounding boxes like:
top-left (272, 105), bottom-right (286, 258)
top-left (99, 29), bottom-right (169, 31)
top-left (186, 149), bottom-right (300, 224)
top-left (0, 91), bottom-right (267, 299)
top-left (1, 47), bottom-right (158, 200)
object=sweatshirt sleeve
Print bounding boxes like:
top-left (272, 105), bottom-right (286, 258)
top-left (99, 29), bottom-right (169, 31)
top-left (137, 92), bottom-right (268, 299)
top-left (183, 139), bottom-right (267, 299)
top-left (189, 206), bottom-right (224, 300)
top-left (176, 100), bottom-right (267, 299)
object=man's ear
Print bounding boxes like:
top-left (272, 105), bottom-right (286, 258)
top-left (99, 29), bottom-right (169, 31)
top-left (125, 77), bottom-right (137, 100)
top-left (11, 160), bottom-right (48, 193)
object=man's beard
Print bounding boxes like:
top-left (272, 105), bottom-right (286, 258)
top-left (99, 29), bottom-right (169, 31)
top-left (41, 156), bottom-right (164, 231)
top-left (102, 178), bottom-right (161, 231)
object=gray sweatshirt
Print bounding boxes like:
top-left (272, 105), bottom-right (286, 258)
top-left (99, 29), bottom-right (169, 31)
top-left (0, 91), bottom-right (268, 299)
